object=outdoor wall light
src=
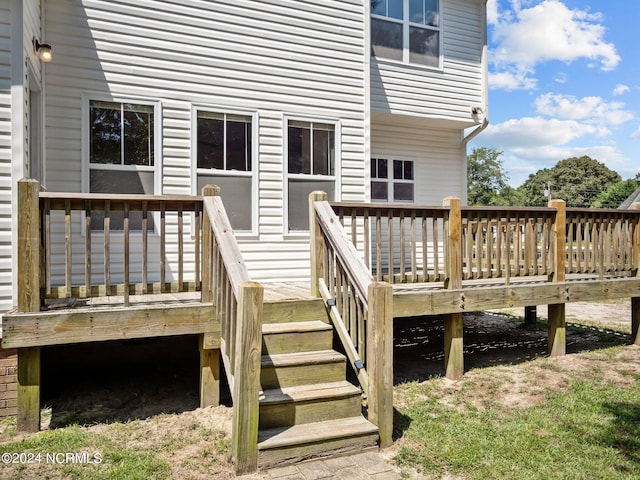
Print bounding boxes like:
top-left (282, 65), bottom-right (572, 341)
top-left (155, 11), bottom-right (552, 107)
top-left (33, 39), bottom-right (52, 63)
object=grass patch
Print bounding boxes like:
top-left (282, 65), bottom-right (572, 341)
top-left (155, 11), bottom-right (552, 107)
top-left (394, 360), bottom-right (640, 479)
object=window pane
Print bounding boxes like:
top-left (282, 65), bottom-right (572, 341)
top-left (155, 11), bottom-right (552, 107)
top-left (90, 101), bottom-right (121, 165)
top-left (410, 27), bottom-right (439, 67)
top-left (388, 0), bottom-right (403, 19)
top-left (394, 183), bottom-right (414, 202)
top-left (197, 174), bottom-right (252, 231)
top-left (312, 128), bottom-right (335, 175)
top-left (288, 125), bottom-right (311, 174)
top-left (372, 181), bottom-right (388, 201)
top-left (288, 179), bottom-right (335, 231)
top-left (426, 0), bottom-right (439, 27)
top-left (89, 169), bottom-right (154, 230)
top-left (393, 160), bottom-right (403, 179)
top-left (404, 161), bottom-right (414, 180)
top-left (197, 117), bottom-right (224, 169)
top-left (226, 119), bottom-right (251, 171)
top-left (377, 159), bottom-right (388, 179)
top-left (371, 18), bottom-right (403, 61)
top-left (371, 0), bottom-right (385, 16)
top-left (409, 0), bottom-right (424, 23)
top-left (123, 104), bottom-right (154, 166)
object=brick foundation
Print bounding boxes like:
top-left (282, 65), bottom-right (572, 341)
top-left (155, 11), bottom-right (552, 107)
top-left (0, 346), bottom-right (18, 418)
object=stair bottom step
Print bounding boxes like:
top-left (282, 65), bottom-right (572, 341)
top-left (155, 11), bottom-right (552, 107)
top-left (258, 417), bottom-right (379, 469)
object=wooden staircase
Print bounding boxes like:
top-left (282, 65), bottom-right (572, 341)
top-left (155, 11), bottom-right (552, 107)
top-left (257, 299), bottom-right (379, 468)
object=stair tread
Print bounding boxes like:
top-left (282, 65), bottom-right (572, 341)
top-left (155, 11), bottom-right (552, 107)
top-left (260, 381), bottom-right (361, 405)
top-left (262, 350), bottom-right (345, 367)
top-left (262, 320), bottom-right (332, 334)
top-left (258, 417), bottom-right (378, 450)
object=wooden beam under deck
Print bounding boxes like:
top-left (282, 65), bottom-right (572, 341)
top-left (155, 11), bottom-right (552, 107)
top-left (2, 302), bottom-right (217, 349)
top-left (393, 277), bottom-right (640, 318)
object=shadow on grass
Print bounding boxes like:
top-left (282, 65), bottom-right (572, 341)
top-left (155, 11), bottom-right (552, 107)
top-left (392, 407), bottom-right (412, 441)
top-left (600, 401), bottom-right (640, 467)
top-left (393, 312), bottom-right (631, 385)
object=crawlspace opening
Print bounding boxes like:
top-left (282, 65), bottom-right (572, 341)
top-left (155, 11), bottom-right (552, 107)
top-left (41, 335), bottom-right (229, 428)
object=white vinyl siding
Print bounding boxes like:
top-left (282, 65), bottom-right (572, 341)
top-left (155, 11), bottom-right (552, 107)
top-left (0, 0), bottom-right (13, 314)
top-left (371, 0), bottom-right (485, 123)
top-left (43, 0), bottom-right (366, 283)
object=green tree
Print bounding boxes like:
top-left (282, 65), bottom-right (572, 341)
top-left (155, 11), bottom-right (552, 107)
top-left (591, 178), bottom-right (639, 208)
top-left (520, 156), bottom-right (621, 207)
top-left (467, 147), bottom-right (508, 205)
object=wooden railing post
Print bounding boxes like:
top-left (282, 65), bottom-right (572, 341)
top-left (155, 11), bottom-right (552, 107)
top-left (200, 184), bottom-right (221, 408)
top-left (367, 281), bottom-right (393, 448)
top-left (309, 191), bottom-right (328, 297)
top-left (548, 199), bottom-right (566, 357)
top-left (232, 281), bottom-right (263, 475)
top-left (443, 197), bottom-right (463, 380)
top-left (17, 179), bottom-right (42, 432)
top-left (630, 202), bottom-right (640, 345)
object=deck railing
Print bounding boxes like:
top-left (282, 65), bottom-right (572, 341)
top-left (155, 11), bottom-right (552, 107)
top-left (331, 199), bottom-right (640, 285)
top-left (201, 186), bottom-right (262, 475)
top-left (310, 192), bottom-right (393, 448)
top-left (38, 190), bottom-right (203, 306)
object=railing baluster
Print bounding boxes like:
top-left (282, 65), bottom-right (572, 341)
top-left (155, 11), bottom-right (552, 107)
top-left (44, 198), bottom-right (51, 296)
top-left (195, 203), bottom-right (201, 289)
top-left (84, 200), bottom-right (91, 298)
top-left (160, 202), bottom-right (166, 293)
top-left (65, 199), bottom-right (71, 298)
top-left (411, 211), bottom-right (416, 281)
top-left (399, 210), bottom-right (405, 282)
top-left (421, 212), bottom-right (427, 282)
top-left (376, 210), bottom-right (382, 281)
top-left (364, 210), bottom-right (370, 269)
top-left (142, 201), bottom-right (148, 294)
top-left (178, 204), bottom-right (184, 292)
top-left (123, 201), bottom-right (130, 306)
top-left (104, 200), bottom-right (111, 295)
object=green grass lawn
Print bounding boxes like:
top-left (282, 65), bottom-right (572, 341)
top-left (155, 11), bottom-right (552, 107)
top-left (393, 346), bottom-right (640, 479)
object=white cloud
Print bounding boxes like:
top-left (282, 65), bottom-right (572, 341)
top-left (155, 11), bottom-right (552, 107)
top-left (632, 126), bottom-right (640, 140)
top-left (490, 0), bottom-right (620, 91)
top-left (488, 69), bottom-right (537, 90)
top-left (480, 117), bottom-right (610, 148)
top-left (534, 93), bottom-right (634, 126)
top-left (487, 0), bottom-right (499, 25)
top-left (613, 84), bottom-right (630, 96)
top-left (554, 72), bottom-right (568, 84)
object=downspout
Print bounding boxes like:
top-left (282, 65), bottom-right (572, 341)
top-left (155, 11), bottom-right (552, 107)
top-left (462, 117), bottom-right (489, 146)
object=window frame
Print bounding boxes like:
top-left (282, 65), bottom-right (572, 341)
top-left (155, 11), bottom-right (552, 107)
top-left (370, 0), bottom-right (443, 69)
top-left (191, 106), bottom-right (259, 236)
top-left (284, 116), bottom-right (340, 235)
top-left (370, 156), bottom-right (415, 204)
top-left (81, 94), bottom-right (162, 234)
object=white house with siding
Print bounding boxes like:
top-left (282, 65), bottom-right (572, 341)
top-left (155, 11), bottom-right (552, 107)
top-left (0, 0), bottom-right (488, 314)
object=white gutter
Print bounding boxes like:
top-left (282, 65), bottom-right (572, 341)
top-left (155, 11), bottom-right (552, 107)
top-left (462, 117), bottom-right (489, 145)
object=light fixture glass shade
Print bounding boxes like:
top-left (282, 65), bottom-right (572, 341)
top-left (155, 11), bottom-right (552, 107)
top-left (37, 44), bottom-right (52, 63)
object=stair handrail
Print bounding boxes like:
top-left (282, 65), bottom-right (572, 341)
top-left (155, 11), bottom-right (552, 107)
top-left (309, 192), bottom-right (393, 448)
top-left (201, 185), bottom-right (262, 475)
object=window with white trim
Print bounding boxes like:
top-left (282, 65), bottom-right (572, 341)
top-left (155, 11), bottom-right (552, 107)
top-left (371, 0), bottom-right (441, 67)
top-left (196, 111), bottom-right (253, 231)
top-left (371, 158), bottom-right (415, 203)
top-left (287, 120), bottom-right (336, 231)
top-left (88, 100), bottom-right (156, 230)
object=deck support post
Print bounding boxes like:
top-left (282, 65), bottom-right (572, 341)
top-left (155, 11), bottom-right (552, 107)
top-left (367, 281), bottom-right (393, 448)
top-left (524, 306), bottom-right (537, 326)
top-left (309, 191), bottom-right (328, 297)
top-left (548, 199), bottom-right (566, 357)
top-left (232, 281), bottom-right (263, 475)
top-left (199, 335), bottom-right (220, 408)
top-left (17, 179), bottom-right (42, 432)
top-left (631, 202), bottom-right (640, 345)
top-left (443, 197), bottom-right (463, 380)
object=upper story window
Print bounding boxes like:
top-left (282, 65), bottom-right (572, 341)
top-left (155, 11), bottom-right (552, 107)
top-left (371, 158), bottom-right (415, 203)
top-left (195, 111), bottom-right (254, 232)
top-left (371, 0), bottom-right (441, 68)
top-left (287, 120), bottom-right (337, 231)
top-left (88, 100), bottom-right (157, 230)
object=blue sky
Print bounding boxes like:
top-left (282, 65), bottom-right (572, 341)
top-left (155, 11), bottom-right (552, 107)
top-left (469, 0), bottom-right (640, 187)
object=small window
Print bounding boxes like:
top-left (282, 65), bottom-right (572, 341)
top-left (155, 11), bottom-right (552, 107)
top-left (371, 157), bottom-right (414, 203)
top-left (88, 100), bottom-right (156, 230)
top-left (196, 111), bottom-right (253, 231)
top-left (287, 120), bottom-right (336, 231)
top-left (371, 0), bottom-right (441, 67)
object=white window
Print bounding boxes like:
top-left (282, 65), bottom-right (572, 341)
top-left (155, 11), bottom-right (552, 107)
top-left (371, 158), bottom-right (415, 203)
top-left (371, 0), bottom-right (441, 68)
top-left (88, 100), bottom-right (157, 230)
top-left (195, 110), bottom-right (254, 232)
top-left (287, 120), bottom-right (337, 231)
